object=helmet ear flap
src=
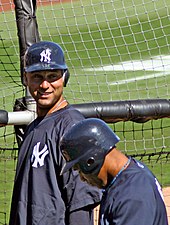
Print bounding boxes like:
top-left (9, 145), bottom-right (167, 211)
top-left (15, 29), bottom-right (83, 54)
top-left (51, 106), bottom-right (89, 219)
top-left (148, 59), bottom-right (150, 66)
top-left (63, 69), bottom-right (70, 87)
top-left (79, 150), bottom-right (105, 175)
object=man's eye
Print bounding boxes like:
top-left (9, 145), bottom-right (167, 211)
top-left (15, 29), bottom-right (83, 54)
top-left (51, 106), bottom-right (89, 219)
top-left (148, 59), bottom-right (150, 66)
top-left (49, 74), bottom-right (57, 79)
top-left (33, 74), bottom-right (42, 79)
top-left (48, 74), bottom-right (62, 81)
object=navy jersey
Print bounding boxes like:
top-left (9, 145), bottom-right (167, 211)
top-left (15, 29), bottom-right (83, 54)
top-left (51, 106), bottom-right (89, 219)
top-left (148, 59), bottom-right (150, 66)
top-left (99, 158), bottom-right (168, 225)
top-left (9, 105), bottom-right (101, 225)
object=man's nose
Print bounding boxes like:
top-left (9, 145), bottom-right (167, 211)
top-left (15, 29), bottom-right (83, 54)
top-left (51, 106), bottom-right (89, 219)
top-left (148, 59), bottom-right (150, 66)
top-left (40, 79), bottom-right (50, 88)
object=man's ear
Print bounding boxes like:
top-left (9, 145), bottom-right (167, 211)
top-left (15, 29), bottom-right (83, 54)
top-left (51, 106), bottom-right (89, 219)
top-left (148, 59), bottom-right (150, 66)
top-left (23, 72), bottom-right (28, 86)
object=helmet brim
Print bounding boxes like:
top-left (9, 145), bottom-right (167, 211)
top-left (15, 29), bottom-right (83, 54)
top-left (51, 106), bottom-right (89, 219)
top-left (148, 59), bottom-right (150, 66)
top-left (25, 62), bottom-right (67, 73)
top-left (60, 157), bottom-right (80, 175)
top-left (60, 147), bottom-right (94, 175)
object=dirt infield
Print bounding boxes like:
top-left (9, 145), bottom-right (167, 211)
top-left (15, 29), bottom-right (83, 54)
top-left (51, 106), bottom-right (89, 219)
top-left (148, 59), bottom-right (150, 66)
top-left (0, 0), bottom-right (14, 11)
top-left (0, 0), bottom-right (75, 12)
top-left (163, 187), bottom-right (170, 224)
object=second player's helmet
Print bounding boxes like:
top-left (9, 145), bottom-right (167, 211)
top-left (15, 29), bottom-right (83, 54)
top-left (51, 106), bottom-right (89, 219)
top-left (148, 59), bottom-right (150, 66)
top-left (60, 118), bottom-right (120, 175)
top-left (24, 41), bottom-right (70, 86)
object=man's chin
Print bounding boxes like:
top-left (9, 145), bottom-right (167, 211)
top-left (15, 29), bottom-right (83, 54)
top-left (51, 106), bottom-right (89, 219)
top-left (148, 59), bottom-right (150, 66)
top-left (37, 101), bottom-right (53, 110)
top-left (37, 98), bottom-right (52, 106)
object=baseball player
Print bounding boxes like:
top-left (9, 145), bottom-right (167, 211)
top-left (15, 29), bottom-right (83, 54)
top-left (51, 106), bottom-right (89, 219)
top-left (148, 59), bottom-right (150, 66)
top-left (9, 41), bottom-right (101, 225)
top-left (60, 118), bottom-right (168, 225)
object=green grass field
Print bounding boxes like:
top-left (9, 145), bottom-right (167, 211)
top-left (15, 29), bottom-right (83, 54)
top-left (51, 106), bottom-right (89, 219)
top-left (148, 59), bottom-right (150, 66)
top-left (0, 0), bottom-right (170, 224)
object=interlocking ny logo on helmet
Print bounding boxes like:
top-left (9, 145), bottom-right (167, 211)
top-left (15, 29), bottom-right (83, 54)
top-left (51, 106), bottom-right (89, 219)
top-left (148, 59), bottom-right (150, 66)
top-left (24, 41), bottom-right (70, 86)
top-left (40, 48), bottom-right (52, 63)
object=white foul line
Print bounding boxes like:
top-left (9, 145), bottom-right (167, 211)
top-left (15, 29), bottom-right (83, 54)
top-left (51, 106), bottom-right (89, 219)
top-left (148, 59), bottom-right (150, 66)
top-left (85, 55), bottom-right (170, 85)
top-left (109, 71), bottom-right (170, 86)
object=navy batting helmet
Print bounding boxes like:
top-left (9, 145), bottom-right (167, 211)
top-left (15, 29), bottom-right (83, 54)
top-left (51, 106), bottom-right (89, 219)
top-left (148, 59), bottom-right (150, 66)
top-left (60, 118), bottom-right (120, 175)
top-left (24, 41), bottom-right (70, 86)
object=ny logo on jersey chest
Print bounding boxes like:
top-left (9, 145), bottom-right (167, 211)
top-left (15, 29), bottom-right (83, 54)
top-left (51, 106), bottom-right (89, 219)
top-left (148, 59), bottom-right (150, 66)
top-left (31, 142), bottom-right (49, 168)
